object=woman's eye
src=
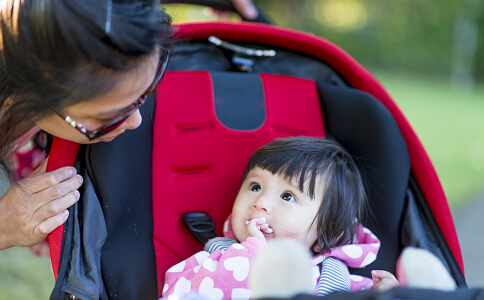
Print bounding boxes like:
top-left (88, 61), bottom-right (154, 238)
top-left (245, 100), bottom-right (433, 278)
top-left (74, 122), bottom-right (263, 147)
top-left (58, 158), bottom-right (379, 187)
top-left (281, 192), bottom-right (295, 202)
top-left (251, 184), bottom-right (261, 192)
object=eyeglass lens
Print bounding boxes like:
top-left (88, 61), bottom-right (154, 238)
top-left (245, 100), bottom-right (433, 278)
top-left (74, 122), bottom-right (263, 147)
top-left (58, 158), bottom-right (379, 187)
top-left (87, 47), bottom-right (170, 139)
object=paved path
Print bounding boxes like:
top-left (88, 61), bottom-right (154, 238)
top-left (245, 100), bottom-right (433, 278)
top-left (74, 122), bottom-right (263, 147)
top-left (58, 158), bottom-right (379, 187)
top-left (453, 194), bottom-right (484, 288)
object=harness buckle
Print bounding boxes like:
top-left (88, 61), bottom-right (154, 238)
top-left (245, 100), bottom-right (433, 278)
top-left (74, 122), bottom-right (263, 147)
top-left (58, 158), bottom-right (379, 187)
top-left (182, 212), bottom-right (217, 246)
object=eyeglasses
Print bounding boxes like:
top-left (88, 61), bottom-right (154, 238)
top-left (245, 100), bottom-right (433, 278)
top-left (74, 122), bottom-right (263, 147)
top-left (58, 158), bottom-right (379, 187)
top-left (55, 45), bottom-right (170, 141)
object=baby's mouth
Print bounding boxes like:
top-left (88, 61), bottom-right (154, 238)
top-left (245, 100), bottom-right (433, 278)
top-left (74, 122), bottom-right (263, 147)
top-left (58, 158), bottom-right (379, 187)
top-left (263, 226), bottom-right (273, 234)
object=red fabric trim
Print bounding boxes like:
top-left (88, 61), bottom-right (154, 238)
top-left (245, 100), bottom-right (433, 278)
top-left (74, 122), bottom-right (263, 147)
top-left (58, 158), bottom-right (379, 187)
top-left (173, 21), bottom-right (464, 273)
top-left (153, 71), bottom-right (324, 295)
top-left (47, 138), bottom-right (80, 279)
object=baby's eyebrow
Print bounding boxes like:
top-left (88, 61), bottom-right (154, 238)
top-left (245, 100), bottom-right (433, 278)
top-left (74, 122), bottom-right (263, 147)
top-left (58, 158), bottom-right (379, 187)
top-left (284, 177), bottom-right (316, 199)
top-left (283, 178), bottom-right (305, 193)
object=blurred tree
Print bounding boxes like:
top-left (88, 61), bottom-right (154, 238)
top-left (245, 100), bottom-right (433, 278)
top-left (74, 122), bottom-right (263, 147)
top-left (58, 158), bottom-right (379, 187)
top-left (255, 0), bottom-right (483, 84)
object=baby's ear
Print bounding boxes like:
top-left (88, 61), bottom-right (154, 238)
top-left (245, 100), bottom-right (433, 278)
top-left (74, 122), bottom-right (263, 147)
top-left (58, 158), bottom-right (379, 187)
top-left (311, 242), bottom-right (322, 253)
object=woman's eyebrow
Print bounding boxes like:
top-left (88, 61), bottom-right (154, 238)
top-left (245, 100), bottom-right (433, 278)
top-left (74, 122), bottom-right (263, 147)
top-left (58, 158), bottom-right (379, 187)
top-left (93, 103), bottom-right (132, 119)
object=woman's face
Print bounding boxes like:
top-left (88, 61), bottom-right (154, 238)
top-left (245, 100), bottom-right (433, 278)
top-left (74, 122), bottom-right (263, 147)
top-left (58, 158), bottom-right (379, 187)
top-left (35, 51), bottom-right (159, 144)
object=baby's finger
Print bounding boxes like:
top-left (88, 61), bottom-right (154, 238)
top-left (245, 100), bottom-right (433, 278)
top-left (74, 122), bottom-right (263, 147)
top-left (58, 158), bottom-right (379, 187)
top-left (373, 277), bottom-right (399, 292)
top-left (374, 282), bottom-right (393, 292)
top-left (371, 270), bottom-right (382, 280)
top-left (245, 219), bottom-right (259, 231)
top-left (258, 223), bottom-right (273, 233)
top-left (245, 219), bottom-right (263, 235)
top-left (252, 217), bottom-right (267, 226)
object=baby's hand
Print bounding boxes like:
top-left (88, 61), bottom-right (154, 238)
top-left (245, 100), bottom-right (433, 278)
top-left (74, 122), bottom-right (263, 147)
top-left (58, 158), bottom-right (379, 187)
top-left (245, 217), bottom-right (272, 244)
top-left (372, 270), bottom-right (399, 291)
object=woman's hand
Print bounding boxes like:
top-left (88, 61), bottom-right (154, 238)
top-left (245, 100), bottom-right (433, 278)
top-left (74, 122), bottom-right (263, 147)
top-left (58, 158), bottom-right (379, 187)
top-left (230, 0), bottom-right (258, 20)
top-left (245, 217), bottom-right (272, 244)
top-left (0, 158), bottom-right (82, 250)
top-left (204, 0), bottom-right (258, 20)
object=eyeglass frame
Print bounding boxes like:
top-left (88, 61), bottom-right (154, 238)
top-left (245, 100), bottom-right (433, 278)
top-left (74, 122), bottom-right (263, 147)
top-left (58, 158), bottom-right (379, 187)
top-left (55, 45), bottom-right (170, 141)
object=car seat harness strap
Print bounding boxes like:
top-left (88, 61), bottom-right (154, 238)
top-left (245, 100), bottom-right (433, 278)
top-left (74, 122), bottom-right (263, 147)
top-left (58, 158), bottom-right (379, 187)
top-left (182, 212), bottom-right (217, 246)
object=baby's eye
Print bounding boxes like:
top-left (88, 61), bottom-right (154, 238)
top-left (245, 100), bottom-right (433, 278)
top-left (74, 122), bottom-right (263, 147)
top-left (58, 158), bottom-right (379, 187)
top-left (251, 184), bottom-right (261, 192)
top-left (281, 192), bottom-right (295, 202)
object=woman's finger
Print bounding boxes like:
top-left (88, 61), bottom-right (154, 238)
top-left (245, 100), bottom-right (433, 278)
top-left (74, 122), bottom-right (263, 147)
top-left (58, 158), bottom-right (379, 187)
top-left (20, 166), bottom-right (80, 194)
top-left (29, 156), bottom-right (49, 176)
top-left (231, 0), bottom-right (258, 20)
top-left (34, 210), bottom-right (70, 238)
top-left (31, 189), bottom-right (80, 225)
top-left (33, 174), bottom-right (82, 202)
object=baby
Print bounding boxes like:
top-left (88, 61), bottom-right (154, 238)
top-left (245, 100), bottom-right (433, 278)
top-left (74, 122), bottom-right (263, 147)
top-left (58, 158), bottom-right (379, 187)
top-left (162, 136), bottom-right (397, 299)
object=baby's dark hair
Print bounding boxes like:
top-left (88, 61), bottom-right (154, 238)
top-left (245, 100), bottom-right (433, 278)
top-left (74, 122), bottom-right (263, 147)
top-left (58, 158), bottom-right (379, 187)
top-left (241, 136), bottom-right (367, 254)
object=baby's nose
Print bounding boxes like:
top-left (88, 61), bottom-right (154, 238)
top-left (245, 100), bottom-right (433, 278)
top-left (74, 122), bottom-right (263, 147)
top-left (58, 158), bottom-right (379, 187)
top-left (252, 196), bottom-right (272, 213)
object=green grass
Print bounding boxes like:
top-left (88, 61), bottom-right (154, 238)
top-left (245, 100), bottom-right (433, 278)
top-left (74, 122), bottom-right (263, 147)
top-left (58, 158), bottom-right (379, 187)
top-left (0, 247), bottom-right (54, 300)
top-left (373, 71), bottom-right (484, 210)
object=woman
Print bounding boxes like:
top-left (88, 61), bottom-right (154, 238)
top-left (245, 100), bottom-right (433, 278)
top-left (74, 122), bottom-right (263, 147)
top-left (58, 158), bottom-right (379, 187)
top-left (0, 0), bottom-right (171, 250)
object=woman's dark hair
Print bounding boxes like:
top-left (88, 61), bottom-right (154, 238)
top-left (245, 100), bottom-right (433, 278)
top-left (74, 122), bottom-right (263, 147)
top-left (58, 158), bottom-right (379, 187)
top-left (0, 0), bottom-right (171, 177)
top-left (241, 136), bottom-right (367, 254)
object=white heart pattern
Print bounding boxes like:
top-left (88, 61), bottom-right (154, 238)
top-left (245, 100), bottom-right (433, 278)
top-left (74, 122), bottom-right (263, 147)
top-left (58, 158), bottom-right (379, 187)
top-left (360, 252), bottom-right (376, 267)
top-left (173, 276), bottom-right (191, 298)
top-left (199, 277), bottom-right (224, 300)
top-left (342, 244), bottom-right (363, 258)
top-left (166, 260), bottom-right (185, 273)
top-left (194, 251), bottom-right (210, 264)
top-left (202, 258), bottom-right (219, 272)
top-left (350, 274), bottom-right (363, 282)
top-left (231, 244), bottom-right (245, 250)
top-left (224, 256), bottom-right (250, 281)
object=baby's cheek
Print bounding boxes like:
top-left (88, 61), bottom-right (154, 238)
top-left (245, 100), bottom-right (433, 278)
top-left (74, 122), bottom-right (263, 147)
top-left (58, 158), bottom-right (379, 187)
top-left (231, 219), bottom-right (244, 242)
top-left (280, 224), bottom-right (318, 247)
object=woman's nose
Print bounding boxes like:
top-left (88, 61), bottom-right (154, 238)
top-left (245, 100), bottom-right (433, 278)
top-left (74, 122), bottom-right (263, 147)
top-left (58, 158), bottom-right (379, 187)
top-left (121, 109), bottom-right (142, 131)
top-left (252, 196), bottom-right (272, 213)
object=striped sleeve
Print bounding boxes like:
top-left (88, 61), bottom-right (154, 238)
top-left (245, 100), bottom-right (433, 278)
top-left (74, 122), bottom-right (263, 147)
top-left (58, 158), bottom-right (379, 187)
top-left (204, 237), bottom-right (238, 253)
top-left (315, 257), bottom-right (351, 296)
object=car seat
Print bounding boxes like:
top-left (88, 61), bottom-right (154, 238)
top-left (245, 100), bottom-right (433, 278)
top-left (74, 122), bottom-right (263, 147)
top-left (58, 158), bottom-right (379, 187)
top-left (46, 7), bottom-right (467, 300)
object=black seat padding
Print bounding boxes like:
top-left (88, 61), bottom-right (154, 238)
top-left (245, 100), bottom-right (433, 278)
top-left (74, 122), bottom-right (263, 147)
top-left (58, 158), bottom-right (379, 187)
top-left (84, 97), bottom-right (158, 299)
top-left (317, 83), bottom-right (410, 276)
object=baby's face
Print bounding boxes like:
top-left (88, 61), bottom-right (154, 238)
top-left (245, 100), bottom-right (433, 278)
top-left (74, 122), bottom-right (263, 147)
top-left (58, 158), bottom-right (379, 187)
top-left (231, 167), bottom-right (322, 248)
